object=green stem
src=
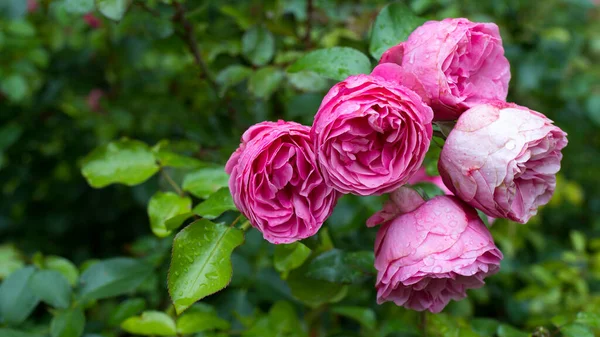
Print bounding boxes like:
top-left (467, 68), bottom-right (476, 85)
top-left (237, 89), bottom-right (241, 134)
top-left (240, 220), bottom-right (251, 231)
top-left (161, 169), bottom-right (184, 196)
top-left (420, 311), bottom-right (427, 337)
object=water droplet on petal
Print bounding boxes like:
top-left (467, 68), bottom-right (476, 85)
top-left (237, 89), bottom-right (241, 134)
top-left (505, 140), bottom-right (516, 150)
top-left (432, 266), bottom-right (442, 273)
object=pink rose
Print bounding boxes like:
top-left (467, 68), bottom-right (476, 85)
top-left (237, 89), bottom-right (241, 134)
top-left (379, 18), bottom-right (511, 121)
top-left (27, 0), bottom-right (38, 13)
top-left (438, 102), bottom-right (568, 223)
top-left (87, 89), bottom-right (104, 112)
top-left (84, 13), bottom-right (102, 29)
top-left (408, 166), bottom-right (453, 195)
top-left (370, 187), bottom-right (502, 313)
top-left (311, 70), bottom-right (433, 196)
top-left (226, 121), bottom-right (339, 244)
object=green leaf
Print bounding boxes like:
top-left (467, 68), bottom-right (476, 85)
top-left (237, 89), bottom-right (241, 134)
top-left (0, 329), bottom-right (44, 337)
top-left (120, 311), bottom-right (177, 336)
top-left (287, 47), bottom-right (371, 81)
top-left (192, 187), bottom-right (237, 220)
top-left (81, 139), bottom-right (159, 188)
top-left (95, 0), bottom-right (131, 21)
top-left (248, 67), bottom-right (285, 99)
top-left (497, 324), bottom-right (529, 337)
top-left (331, 306), bottom-right (376, 330)
top-left (182, 167), bottom-right (229, 199)
top-left (168, 220), bottom-right (244, 314)
top-left (29, 270), bottom-right (71, 309)
top-left (576, 312), bottom-right (600, 328)
top-left (560, 323), bottom-right (594, 337)
top-left (50, 307), bottom-right (86, 337)
top-left (0, 244), bottom-right (25, 279)
top-left (243, 301), bottom-right (305, 337)
top-left (0, 267), bottom-right (39, 325)
top-left (552, 314), bottom-right (571, 327)
top-left (471, 318), bottom-right (500, 336)
top-left (45, 256), bottom-right (79, 286)
top-left (570, 230), bottom-right (586, 253)
top-left (176, 309), bottom-right (230, 334)
top-left (0, 123), bottom-right (23, 151)
top-left (287, 264), bottom-right (348, 307)
top-left (242, 26), bottom-right (275, 66)
top-left (165, 212), bottom-right (195, 231)
top-left (1, 75), bottom-right (28, 102)
top-left (155, 150), bottom-right (206, 169)
top-left (369, 2), bottom-right (426, 59)
top-left (108, 298), bottom-right (147, 326)
top-left (216, 65), bottom-right (253, 96)
top-left (306, 249), bottom-right (373, 284)
top-left (148, 191), bottom-right (192, 238)
top-left (65, 0), bottom-right (95, 13)
top-left (78, 258), bottom-right (153, 301)
top-left (287, 71), bottom-right (331, 92)
top-left (274, 242), bottom-right (311, 277)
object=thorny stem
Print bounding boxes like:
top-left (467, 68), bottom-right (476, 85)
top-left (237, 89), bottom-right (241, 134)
top-left (172, 2), bottom-right (219, 93)
top-left (161, 169), bottom-right (184, 196)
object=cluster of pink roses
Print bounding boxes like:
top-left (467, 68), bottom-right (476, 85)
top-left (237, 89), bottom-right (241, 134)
top-left (226, 18), bottom-right (567, 313)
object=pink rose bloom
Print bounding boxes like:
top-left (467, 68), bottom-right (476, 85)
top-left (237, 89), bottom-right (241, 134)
top-left (84, 13), bottom-right (102, 29)
top-left (379, 18), bottom-right (511, 121)
top-left (311, 70), bottom-right (433, 196)
top-left (438, 102), bottom-right (568, 223)
top-left (27, 0), bottom-right (38, 13)
top-left (408, 166), bottom-right (453, 195)
top-left (87, 89), bottom-right (104, 112)
top-left (226, 121), bottom-right (339, 244)
top-left (370, 187), bottom-right (502, 313)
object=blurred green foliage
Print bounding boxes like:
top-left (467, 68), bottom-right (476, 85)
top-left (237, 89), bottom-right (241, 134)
top-left (1, 0), bottom-right (599, 337)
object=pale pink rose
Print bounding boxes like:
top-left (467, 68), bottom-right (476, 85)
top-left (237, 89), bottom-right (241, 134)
top-left (226, 121), bottom-right (339, 244)
top-left (379, 18), bottom-right (511, 121)
top-left (311, 70), bottom-right (433, 196)
top-left (87, 89), bottom-right (104, 112)
top-left (438, 102), bottom-right (568, 223)
top-left (370, 187), bottom-right (502, 313)
top-left (84, 13), bottom-right (102, 29)
top-left (408, 166), bottom-right (453, 195)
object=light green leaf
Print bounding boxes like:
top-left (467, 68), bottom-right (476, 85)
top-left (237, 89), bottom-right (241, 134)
top-left (168, 220), bottom-right (244, 314)
top-left (369, 2), bottom-right (426, 59)
top-left (0, 267), bottom-right (39, 325)
top-left (81, 139), bottom-right (159, 188)
top-left (192, 187), bottom-right (237, 220)
top-left (287, 47), bottom-right (371, 81)
top-left (29, 270), bottom-right (71, 309)
top-left (78, 258), bottom-right (153, 301)
top-left (121, 311), bottom-right (176, 336)
top-left (50, 307), bottom-right (85, 337)
top-left (242, 26), bottom-right (275, 66)
top-left (561, 323), bottom-right (594, 337)
top-left (108, 298), bottom-right (147, 326)
top-left (65, 0), bottom-right (95, 13)
top-left (182, 167), bottom-right (229, 199)
top-left (274, 242), bottom-right (311, 277)
top-left (154, 150), bottom-right (206, 169)
top-left (95, 0), bottom-right (131, 21)
top-left (576, 312), bottom-right (600, 328)
top-left (497, 324), bottom-right (529, 337)
top-left (0, 244), bottom-right (25, 280)
top-left (216, 65), bottom-right (253, 96)
top-left (248, 67), bottom-right (285, 99)
top-left (176, 310), bottom-right (230, 334)
top-left (45, 256), bottom-right (79, 286)
top-left (1, 75), bottom-right (28, 102)
top-left (0, 329), bottom-right (44, 337)
top-left (148, 191), bottom-right (192, 237)
top-left (331, 306), bottom-right (376, 330)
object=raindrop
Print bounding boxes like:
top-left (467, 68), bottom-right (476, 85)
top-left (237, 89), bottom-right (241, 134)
top-left (505, 140), bottom-right (516, 150)
top-left (423, 256), bottom-right (434, 266)
top-left (433, 266), bottom-right (442, 273)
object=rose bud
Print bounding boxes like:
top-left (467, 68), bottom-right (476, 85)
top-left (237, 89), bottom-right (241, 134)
top-left (311, 70), bottom-right (433, 196)
top-left (226, 121), bottom-right (339, 244)
top-left (379, 18), bottom-right (511, 121)
top-left (438, 102), bottom-right (568, 223)
top-left (370, 187), bottom-right (503, 313)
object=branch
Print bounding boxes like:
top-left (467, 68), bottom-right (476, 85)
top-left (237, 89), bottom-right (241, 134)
top-left (172, 2), bottom-right (219, 93)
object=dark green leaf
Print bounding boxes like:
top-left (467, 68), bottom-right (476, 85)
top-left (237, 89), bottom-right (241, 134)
top-left (242, 26), bottom-right (275, 66)
top-left (560, 323), bottom-right (594, 337)
top-left (81, 139), bottom-right (159, 188)
top-left (216, 65), bottom-right (253, 96)
top-left (78, 258), bottom-right (153, 301)
top-left (192, 187), bottom-right (237, 220)
top-left (29, 270), bottom-right (71, 309)
top-left (287, 71), bottom-right (330, 92)
top-left (50, 307), bottom-right (85, 337)
top-left (274, 242), bottom-right (311, 277)
top-left (287, 264), bottom-right (348, 307)
top-left (147, 191), bottom-right (192, 237)
top-left (0, 267), bottom-right (39, 325)
top-left (182, 167), bottom-right (230, 199)
top-left (331, 306), bottom-right (376, 330)
top-left (248, 67), bottom-right (285, 99)
top-left (121, 311), bottom-right (176, 336)
top-left (306, 249), bottom-right (373, 284)
top-left (168, 220), bottom-right (244, 314)
top-left (108, 298), bottom-right (147, 326)
top-left (287, 47), bottom-right (371, 81)
top-left (95, 0), bottom-right (131, 21)
top-left (369, 3), bottom-right (426, 59)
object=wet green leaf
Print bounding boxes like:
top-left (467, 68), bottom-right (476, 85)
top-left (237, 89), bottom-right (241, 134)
top-left (193, 187), bottom-right (237, 220)
top-left (287, 47), bottom-right (371, 81)
top-left (147, 191), bottom-right (192, 237)
top-left (369, 2), bottom-right (426, 59)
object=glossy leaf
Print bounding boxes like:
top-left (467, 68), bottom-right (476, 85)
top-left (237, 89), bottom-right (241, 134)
top-left (108, 298), bottom-right (147, 326)
top-left (147, 191), bottom-right (192, 237)
top-left (121, 311), bottom-right (176, 336)
top-left (50, 307), bottom-right (85, 337)
top-left (176, 309), bottom-right (230, 334)
top-left (242, 26), bottom-right (275, 66)
top-left (287, 47), bottom-right (371, 81)
top-left (95, 0), bottom-right (131, 21)
top-left (182, 167), bottom-right (230, 199)
top-left (29, 270), bottom-right (71, 309)
top-left (274, 242), bottom-right (311, 277)
top-left (78, 258), bottom-right (153, 301)
top-left (248, 67), bottom-right (285, 99)
top-left (369, 2), bottom-right (426, 59)
top-left (168, 219), bottom-right (244, 314)
top-left (192, 187), bottom-right (237, 220)
top-left (81, 139), bottom-right (159, 188)
top-left (0, 267), bottom-right (39, 325)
